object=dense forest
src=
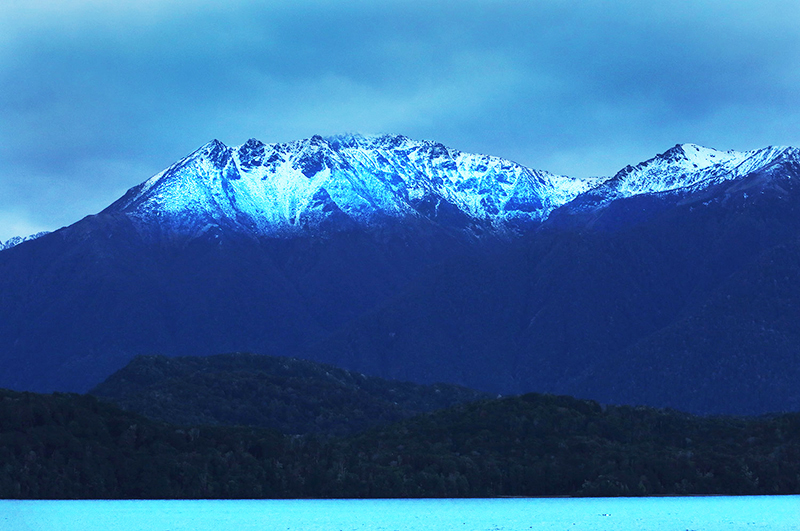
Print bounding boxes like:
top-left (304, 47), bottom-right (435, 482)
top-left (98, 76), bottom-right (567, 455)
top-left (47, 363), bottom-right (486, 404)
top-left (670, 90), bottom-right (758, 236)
top-left (2, 387), bottom-right (799, 499)
top-left (89, 353), bottom-right (489, 436)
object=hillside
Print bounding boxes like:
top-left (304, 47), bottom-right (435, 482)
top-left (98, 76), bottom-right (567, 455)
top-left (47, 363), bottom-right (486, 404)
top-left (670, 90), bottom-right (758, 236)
top-left (89, 353), bottom-right (489, 436)
top-left (1, 135), bottom-right (800, 415)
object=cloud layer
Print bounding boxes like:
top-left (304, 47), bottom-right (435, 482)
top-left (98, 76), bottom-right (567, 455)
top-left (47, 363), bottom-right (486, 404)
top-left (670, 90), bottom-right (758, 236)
top-left (2, 0), bottom-right (799, 240)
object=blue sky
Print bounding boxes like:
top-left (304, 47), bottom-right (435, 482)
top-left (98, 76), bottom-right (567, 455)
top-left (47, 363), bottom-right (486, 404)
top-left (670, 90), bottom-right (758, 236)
top-left (2, 0), bottom-right (799, 241)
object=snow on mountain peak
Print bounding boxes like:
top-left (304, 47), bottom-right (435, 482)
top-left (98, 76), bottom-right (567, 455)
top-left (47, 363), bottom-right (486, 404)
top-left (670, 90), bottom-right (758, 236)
top-left (108, 134), bottom-right (598, 238)
top-left (678, 143), bottom-right (740, 169)
top-left (104, 134), bottom-right (799, 239)
top-left (599, 143), bottom-right (797, 201)
top-left (0, 231), bottom-right (50, 251)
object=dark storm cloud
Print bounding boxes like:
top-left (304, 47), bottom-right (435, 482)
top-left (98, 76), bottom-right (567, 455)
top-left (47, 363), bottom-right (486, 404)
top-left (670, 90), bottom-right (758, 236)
top-left (1, 0), bottom-right (799, 240)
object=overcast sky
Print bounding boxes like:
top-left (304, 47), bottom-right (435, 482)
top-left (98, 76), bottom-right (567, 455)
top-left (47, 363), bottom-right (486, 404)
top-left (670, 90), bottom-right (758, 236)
top-left (2, 0), bottom-right (799, 241)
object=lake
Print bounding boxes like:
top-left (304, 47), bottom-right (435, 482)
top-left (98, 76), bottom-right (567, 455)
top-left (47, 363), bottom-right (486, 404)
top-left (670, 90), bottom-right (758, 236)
top-left (2, 496), bottom-right (798, 530)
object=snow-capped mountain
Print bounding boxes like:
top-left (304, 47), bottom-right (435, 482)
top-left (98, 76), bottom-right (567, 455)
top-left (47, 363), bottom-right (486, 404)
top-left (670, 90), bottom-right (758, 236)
top-left (586, 143), bottom-right (799, 203)
top-left (104, 134), bottom-right (800, 241)
top-left (2, 134), bottom-right (800, 415)
top-left (0, 231), bottom-right (49, 251)
top-left (106, 134), bottom-right (599, 238)
top-left (4, 136), bottom-right (797, 252)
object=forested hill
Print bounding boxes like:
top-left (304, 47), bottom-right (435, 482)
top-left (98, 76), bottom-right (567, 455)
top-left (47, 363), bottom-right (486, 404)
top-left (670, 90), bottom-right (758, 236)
top-left (89, 353), bottom-right (489, 436)
top-left (2, 388), bottom-right (799, 499)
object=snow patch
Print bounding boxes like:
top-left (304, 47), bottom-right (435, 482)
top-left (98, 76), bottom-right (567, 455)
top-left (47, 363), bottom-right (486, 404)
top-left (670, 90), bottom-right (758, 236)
top-left (0, 231), bottom-right (50, 251)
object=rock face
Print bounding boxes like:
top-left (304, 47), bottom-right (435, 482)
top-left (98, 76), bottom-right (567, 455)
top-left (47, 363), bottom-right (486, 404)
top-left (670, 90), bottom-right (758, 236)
top-left (1, 134), bottom-right (799, 415)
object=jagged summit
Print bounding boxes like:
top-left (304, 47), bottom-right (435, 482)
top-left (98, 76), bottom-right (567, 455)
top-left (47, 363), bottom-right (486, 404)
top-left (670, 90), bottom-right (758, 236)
top-left (4, 137), bottom-right (798, 253)
top-left (600, 143), bottom-right (798, 200)
top-left (100, 134), bottom-right (800, 242)
top-left (105, 134), bottom-right (597, 239)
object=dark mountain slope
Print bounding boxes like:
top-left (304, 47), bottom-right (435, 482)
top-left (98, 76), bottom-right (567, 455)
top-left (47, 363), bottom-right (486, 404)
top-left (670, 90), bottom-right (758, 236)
top-left (0, 212), bottom-right (468, 393)
top-left (590, 239), bottom-right (800, 415)
top-left (1, 136), bottom-right (799, 416)
top-left (89, 353), bottom-right (489, 436)
top-left (302, 164), bottom-right (800, 414)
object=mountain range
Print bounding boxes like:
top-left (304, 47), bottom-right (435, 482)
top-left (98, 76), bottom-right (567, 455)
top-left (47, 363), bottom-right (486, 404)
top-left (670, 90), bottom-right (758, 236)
top-left (1, 134), bottom-right (799, 415)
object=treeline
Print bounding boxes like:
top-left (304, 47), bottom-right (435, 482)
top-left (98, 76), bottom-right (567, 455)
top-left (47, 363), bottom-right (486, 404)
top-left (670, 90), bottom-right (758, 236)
top-left (340, 394), bottom-right (800, 497)
top-left (1, 388), bottom-right (799, 498)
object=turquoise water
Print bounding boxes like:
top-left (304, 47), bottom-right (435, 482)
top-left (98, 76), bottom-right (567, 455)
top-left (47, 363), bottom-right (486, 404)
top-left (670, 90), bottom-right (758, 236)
top-left (2, 496), bottom-right (798, 530)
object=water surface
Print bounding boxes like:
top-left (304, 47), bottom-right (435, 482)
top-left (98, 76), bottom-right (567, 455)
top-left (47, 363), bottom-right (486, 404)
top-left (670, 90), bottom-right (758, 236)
top-left (2, 496), bottom-right (798, 530)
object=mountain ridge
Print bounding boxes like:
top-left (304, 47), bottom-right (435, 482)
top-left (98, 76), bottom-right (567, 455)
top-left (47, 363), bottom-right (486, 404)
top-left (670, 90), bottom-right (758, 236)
top-left (101, 135), bottom-right (800, 238)
top-left (3, 136), bottom-right (797, 248)
top-left (102, 134), bottom-right (600, 240)
top-left (1, 134), bottom-right (799, 415)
